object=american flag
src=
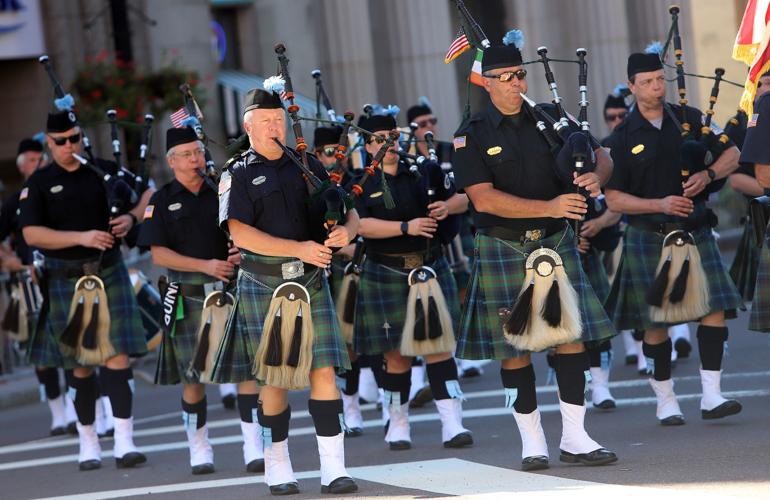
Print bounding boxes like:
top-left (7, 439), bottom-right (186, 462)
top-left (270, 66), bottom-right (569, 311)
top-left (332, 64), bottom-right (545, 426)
top-left (170, 107), bottom-right (189, 128)
top-left (444, 27), bottom-right (471, 64)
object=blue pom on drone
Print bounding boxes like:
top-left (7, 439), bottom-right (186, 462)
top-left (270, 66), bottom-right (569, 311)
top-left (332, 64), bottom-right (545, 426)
top-left (418, 96), bottom-right (432, 108)
top-left (181, 116), bottom-right (200, 128)
top-left (383, 104), bottom-right (400, 118)
top-left (32, 132), bottom-right (46, 143)
top-left (54, 94), bottom-right (75, 111)
top-left (502, 29), bottom-right (524, 49)
top-left (612, 83), bottom-right (629, 97)
top-left (644, 40), bottom-right (664, 55)
top-left (263, 75), bottom-right (286, 94)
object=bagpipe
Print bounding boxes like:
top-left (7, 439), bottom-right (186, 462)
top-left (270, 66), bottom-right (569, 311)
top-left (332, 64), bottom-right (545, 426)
top-left (335, 236), bottom-right (365, 345)
top-left (1, 268), bottom-right (43, 343)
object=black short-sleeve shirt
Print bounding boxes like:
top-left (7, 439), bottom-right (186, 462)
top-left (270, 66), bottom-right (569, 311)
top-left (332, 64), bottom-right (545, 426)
top-left (0, 190), bottom-right (34, 264)
top-left (18, 159), bottom-right (118, 260)
top-left (740, 92), bottom-right (770, 166)
top-left (218, 148), bottom-right (329, 243)
top-left (604, 103), bottom-right (735, 203)
top-left (352, 160), bottom-right (453, 254)
top-left (452, 99), bottom-right (570, 231)
top-left (138, 179), bottom-right (228, 261)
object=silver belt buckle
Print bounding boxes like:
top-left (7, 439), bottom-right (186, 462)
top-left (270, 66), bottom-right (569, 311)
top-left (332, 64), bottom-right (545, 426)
top-left (403, 254), bottom-right (423, 269)
top-left (281, 260), bottom-right (305, 280)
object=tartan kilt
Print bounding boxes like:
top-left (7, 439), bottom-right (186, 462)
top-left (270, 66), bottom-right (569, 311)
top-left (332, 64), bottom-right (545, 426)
top-left (210, 254), bottom-right (350, 384)
top-left (353, 255), bottom-right (460, 356)
top-left (729, 218), bottom-right (759, 303)
top-left (45, 257), bottom-right (147, 367)
top-left (155, 294), bottom-right (205, 385)
top-left (607, 225), bottom-right (742, 331)
top-left (749, 224), bottom-right (770, 332)
top-left (456, 228), bottom-right (616, 360)
top-left (581, 247), bottom-right (611, 305)
top-left (26, 317), bottom-right (64, 368)
top-left (328, 254), bottom-right (349, 300)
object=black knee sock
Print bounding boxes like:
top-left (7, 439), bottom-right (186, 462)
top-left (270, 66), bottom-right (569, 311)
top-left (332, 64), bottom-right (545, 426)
top-left (181, 397), bottom-right (207, 429)
top-left (500, 364), bottom-right (537, 414)
top-left (308, 399), bottom-right (343, 436)
top-left (35, 367), bottom-right (61, 400)
top-left (586, 340), bottom-right (612, 368)
top-left (368, 354), bottom-right (385, 388)
top-left (237, 393), bottom-right (259, 423)
top-left (64, 369), bottom-right (75, 391)
top-left (71, 374), bottom-right (98, 425)
top-left (555, 352), bottom-right (590, 406)
top-left (97, 369), bottom-right (108, 398)
top-left (426, 358), bottom-right (460, 400)
top-left (632, 329), bottom-right (645, 341)
top-left (257, 405), bottom-right (291, 443)
top-left (643, 338), bottom-right (673, 381)
top-left (382, 370), bottom-right (411, 406)
top-left (100, 367), bottom-right (133, 419)
top-left (342, 359), bottom-right (360, 396)
top-left (697, 325), bottom-right (728, 371)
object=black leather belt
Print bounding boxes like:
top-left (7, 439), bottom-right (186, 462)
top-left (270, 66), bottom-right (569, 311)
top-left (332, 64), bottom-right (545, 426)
top-left (46, 251), bottom-right (122, 279)
top-left (478, 224), bottom-right (564, 244)
top-left (178, 283), bottom-right (211, 298)
top-left (240, 258), bottom-right (317, 279)
top-left (627, 212), bottom-right (714, 235)
top-left (368, 249), bottom-right (442, 270)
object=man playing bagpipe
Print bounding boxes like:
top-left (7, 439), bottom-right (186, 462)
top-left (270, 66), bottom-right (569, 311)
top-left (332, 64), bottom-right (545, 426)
top-left (744, 72), bottom-right (770, 333)
top-left (453, 30), bottom-right (618, 471)
top-left (604, 50), bottom-right (743, 426)
top-left (351, 110), bottom-right (472, 452)
top-left (19, 111), bottom-right (150, 471)
top-left (215, 87), bottom-right (358, 496)
top-left (137, 126), bottom-right (263, 475)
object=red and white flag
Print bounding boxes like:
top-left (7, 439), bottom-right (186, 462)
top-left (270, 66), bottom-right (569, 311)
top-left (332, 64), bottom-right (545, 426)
top-left (170, 107), bottom-right (189, 128)
top-left (733, 0), bottom-right (770, 116)
top-left (445, 27), bottom-right (471, 64)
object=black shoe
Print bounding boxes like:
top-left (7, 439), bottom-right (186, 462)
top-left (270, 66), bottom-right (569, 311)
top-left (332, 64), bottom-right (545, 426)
top-left (559, 448), bottom-right (618, 466)
top-left (521, 456), bottom-right (549, 471)
top-left (221, 394), bottom-right (236, 410)
top-left (660, 415), bottom-right (686, 426)
top-left (247, 458), bottom-right (265, 473)
top-left (115, 451), bottom-right (147, 468)
top-left (593, 399), bottom-right (616, 410)
top-left (50, 426), bottom-right (66, 436)
top-left (67, 422), bottom-right (78, 435)
top-left (269, 482), bottom-right (299, 496)
top-left (383, 420), bottom-right (389, 435)
top-left (674, 338), bottom-right (692, 359)
top-left (321, 477), bottom-right (358, 494)
top-left (192, 463), bottom-right (215, 475)
top-left (461, 367), bottom-right (482, 378)
top-left (100, 428), bottom-right (114, 438)
top-left (702, 400), bottom-right (742, 420)
top-left (638, 368), bottom-right (649, 376)
top-left (78, 459), bottom-right (101, 471)
top-left (625, 355), bottom-right (638, 365)
top-left (345, 427), bottom-right (363, 437)
top-left (443, 431), bottom-right (473, 448)
top-left (409, 386), bottom-right (434, 409)
top-left (389, 440), bottom-right (411, 450)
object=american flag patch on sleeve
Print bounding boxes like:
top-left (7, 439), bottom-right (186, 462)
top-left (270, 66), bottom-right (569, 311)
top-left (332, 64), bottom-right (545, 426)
top-left (453, 136), bottom-right (466, 150)
top-left (19, 187), bottom-right (28, 200)
top-left (144, 205), bottom-right (154, 220)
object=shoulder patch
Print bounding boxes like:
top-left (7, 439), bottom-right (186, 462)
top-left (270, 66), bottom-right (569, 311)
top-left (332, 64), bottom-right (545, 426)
top-left (218, 175), bottom-right (232, 195)
top-left (19, 187), bottom-right (29, 200)
top-left (144, 205), bottom-right (154, 219)
top-left (453, 136), bottom-right (466, 150)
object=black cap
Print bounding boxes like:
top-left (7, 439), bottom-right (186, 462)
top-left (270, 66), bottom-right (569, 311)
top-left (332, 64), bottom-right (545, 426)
top-left (17, 138), bottom-right (43, 156)
top-left (407, 104), bottom-right (432, 124)
top-left (166, 127), bottom-right (199, 152)
top-left (358, 114), bottom-right (396, 133)
top-left (627, 52), bottom-right (663, 79)
top-left (604, 94), bottom-right (628, 111)
top-left (482, 45), bottom-right (523, 73)
top-left (243, 88), bottom-right (282, 113)
top-left (46, 111), bottom-right (78, 133)
top-left (313, 126), bottom-right (343, 149)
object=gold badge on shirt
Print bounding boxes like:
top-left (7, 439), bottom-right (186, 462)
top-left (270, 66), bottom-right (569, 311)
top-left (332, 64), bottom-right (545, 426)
top-left (50, 185), bottom-right (63, 194)
top-left (168, 202), bottom-right (182, 211)
top-left (370, 191), bottom-right (383, 198)
top-left (486, 146), bottom-right (502, 156)
top-left (631, 144), bottom-right (645, 155)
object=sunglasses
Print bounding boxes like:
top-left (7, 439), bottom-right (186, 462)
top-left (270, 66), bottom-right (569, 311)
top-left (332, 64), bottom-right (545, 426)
top-left (483, 69), bottom-right (527, 82)
top-left (416, 117), bottom-right (438, 128)
top-left (605, 112), bottom-right (627, 122)
top-left (321, 146), bottom-right (337, 158)
top-left (49, 133), bottom-right (81, 146)
top-left (368, 135), bottom-right (387, 145)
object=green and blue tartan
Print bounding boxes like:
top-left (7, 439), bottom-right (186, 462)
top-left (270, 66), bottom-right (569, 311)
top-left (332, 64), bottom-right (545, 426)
top-left (210, 254), bottom-right (350, 384)
top-left (456, 228), bottom-right (616, 360)
top-left (353, 255), bottom-right (460, 356)
top-left (328, 254), bottom-right (349, 300)
top-left (581, 247), bottom-right (611, 305)
top-left (729, 217), bottom-right (759, 304)
top-left (43, 257), bottom-right (146, 367)
top-left (607, 225), bottom-right (742, 331)
top-left (155, 293), bottom-right (205, 385)
top-left (26, 318), bottom-right (63, 368)
top-left (749, 224), bottom-right (770, 332)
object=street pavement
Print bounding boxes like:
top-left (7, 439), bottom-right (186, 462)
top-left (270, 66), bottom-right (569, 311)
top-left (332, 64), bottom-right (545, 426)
top-left (1, 309), bottom-right (769, 499)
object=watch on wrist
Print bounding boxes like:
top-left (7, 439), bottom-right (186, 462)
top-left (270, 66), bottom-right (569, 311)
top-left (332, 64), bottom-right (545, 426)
top-left (128, 212), bottom-right (138, 226)
top-left (400, 221), bottom-right (409, 235)
top-left (706, 168), bottom-right (716, 182)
